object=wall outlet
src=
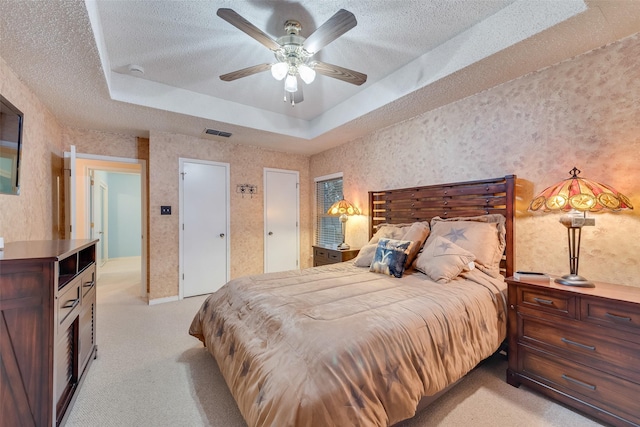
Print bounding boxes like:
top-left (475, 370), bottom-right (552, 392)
top-left (160, 206), bottom-right (171, 215)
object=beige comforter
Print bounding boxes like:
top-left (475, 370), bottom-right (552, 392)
top-left (189, 263), bottom-right (507, 427)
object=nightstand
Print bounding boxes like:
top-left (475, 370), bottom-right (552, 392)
top-left (506, 276), bottom-right (640, 426)
top-left (313, 245), bottom-right (359, 267)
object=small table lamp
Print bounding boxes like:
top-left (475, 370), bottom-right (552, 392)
top-left (529, 167), bottom-right (633, 287)
top-left (327, 199), bottom-right (360, 250)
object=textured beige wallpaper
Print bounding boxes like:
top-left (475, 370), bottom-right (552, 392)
top-left (148, 131), bottom-right (310, 300)
top-left (0, 57), bottom-right (63, 242)
top-left (310, 33), bottom-right (640, 288)
top-left (4, 30), bottom-right (639, 299)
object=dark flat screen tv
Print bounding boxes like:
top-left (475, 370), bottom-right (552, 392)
top-left (0, 94), bottom-right (23, 195)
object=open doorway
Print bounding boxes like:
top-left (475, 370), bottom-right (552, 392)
top-left (65, 148), bottom-right (147, 302)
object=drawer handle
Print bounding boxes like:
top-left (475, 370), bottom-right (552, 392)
top-left (605, 312), bottom-right (632, 322)
top-left (533, 297), bottom-right (554, 306)
top-left (561, 374), bottom-right (596, 391)
top-left (62, 298), bottom-right (80, 310)
top-left (561, 337), bottom-right (595, 351)
top-left (83, 280), bottom-right (95, 288)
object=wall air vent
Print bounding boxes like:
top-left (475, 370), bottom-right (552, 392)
top-left (204, 128), bottom-right (232, 138)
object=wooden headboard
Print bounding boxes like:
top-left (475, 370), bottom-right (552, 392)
top-left (368, 175), bottom-right (516, 277)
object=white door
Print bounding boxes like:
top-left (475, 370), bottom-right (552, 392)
top-left (264, 168), bottom-right (299, 273)
top-left (89, 171), bottom-right (108, 266)
top-left (180, 159), bottom-right (230, 297)
top-left (95, 182), bottom-right (108, 266)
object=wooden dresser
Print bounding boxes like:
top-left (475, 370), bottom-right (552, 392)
top-left (506, 276), bottom-right (640, 427)
top-left (0, 239), bottom-right (98, 426)
top-left (313, 245), bottom-right (359, 267)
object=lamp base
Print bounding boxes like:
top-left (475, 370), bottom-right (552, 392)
top-left (337, 243), bottom-right (350, 250)
top-left (555, 274), bottom-right (595, 288)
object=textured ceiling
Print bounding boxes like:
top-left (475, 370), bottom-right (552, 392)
top-left (1, 1), bottom-right (640, 155)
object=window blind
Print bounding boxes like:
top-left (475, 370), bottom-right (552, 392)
top-left (315, 177), bottom-right (343, 247)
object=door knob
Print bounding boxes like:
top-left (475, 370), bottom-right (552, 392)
top-left (268, 231), bottom-right (273, 236)
top-left (220, 233), bottom-right (225, 238)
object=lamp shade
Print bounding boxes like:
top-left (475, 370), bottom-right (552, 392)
top-left (327, 199), bottom-right (360, 216)
top-left (529, 167), bottom-right (633, 213)
top-left (298, 64), bottom-right (316, 84)
top-left (284, 74), bottom-right (298, 93)
top-left (271, 62), bottom-right (288, 80)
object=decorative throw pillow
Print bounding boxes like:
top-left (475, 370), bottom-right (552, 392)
top-left (429, 214), bottom-right (506, 278)
top-left (414, 236), bottom-right (476, 283)
top-left (369, 238), bottom-right (412, 278)
top-left (353, 222), bottom-right (429, 268)
top-left (353, 244), bottom-right (378, 267)
top-left (400, 221), bottom-right (430, 268)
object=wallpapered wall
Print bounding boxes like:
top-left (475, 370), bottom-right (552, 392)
top-left (310, 33), bottom-right (640, 288)
top-left (64, 129), bottom-right (311, 301)
top-left (3, 31), bottom-right (639, 298)
top-left (147, 131), bottom-right (311, 301)
top-left (0, 57), bottom-right (63, 241)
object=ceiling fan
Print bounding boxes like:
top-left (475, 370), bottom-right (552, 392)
top-left (217, 8), bottom-right (367, 106)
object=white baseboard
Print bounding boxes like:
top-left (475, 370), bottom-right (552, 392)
top-left (148, 295), bottom-right (180, 305)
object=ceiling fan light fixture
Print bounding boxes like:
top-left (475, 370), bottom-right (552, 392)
top-left (271, 62), bottom-right (288, 80)
top-left (217, 8), bottom-right (367, 105)
top-left (284, 74), bottom-right (298, 92)
top-left (298, 64), bottom-right (316, 84)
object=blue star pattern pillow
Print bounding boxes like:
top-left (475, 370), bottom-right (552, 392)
top-left (369, 238), bottom-right (412, 278)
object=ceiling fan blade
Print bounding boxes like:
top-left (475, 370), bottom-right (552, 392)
top-left (313, 61), bottom-right (367, 86)
top-left (217, 8), bottom-right (280, 51)
top-left (303, 9), bottom-right (357, 54)
top-left (220, 63), bottom-right (272, 82)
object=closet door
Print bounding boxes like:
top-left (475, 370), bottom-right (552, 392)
top-left (180, 159), bottom-right (230, 297)
top-left (264, 168), bottom-right (299, 273)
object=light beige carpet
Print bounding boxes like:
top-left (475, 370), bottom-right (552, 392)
top-left (65, 259), bottom-right (605, 427)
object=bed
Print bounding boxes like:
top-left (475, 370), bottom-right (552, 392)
top-left (189, 175), bottom-right (516, 426)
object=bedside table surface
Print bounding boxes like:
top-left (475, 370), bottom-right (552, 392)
top-left (506, 276), bottom-right (640, 305)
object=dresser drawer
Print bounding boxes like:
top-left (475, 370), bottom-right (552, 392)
top-left (517, 286), bottom-right (577, 318)
top-left (58, 277), bottom-right (81, 330)
top-left (520, 316), bottom-right (640, 382)
top-left (80, 264), bottom-right (96, 300)
top-left (521, 348), bottom-right (640, 425)
top-left (581, 297), bottom-right (640, 336)
top-left (313, 246), bottom-right (359, 267)
top-left (314, 246), bottom-right (329, 260)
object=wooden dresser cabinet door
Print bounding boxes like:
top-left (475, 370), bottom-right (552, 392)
top-left (0, 262), bottom-right (53, 427)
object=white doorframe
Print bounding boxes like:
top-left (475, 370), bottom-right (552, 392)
top-left (98, 181), bottom-right (109, 266)
top-left (63, 146), bottom-right (76, 239)
top-left (64, 146), bottom-right (147, 298)
top-left (263, 168), bottom-right (300, 272)
top-left (178, 158), bottom-right (230, 299)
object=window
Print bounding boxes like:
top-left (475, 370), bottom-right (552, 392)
top-left (315, 174), bottom-right (343, 247)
